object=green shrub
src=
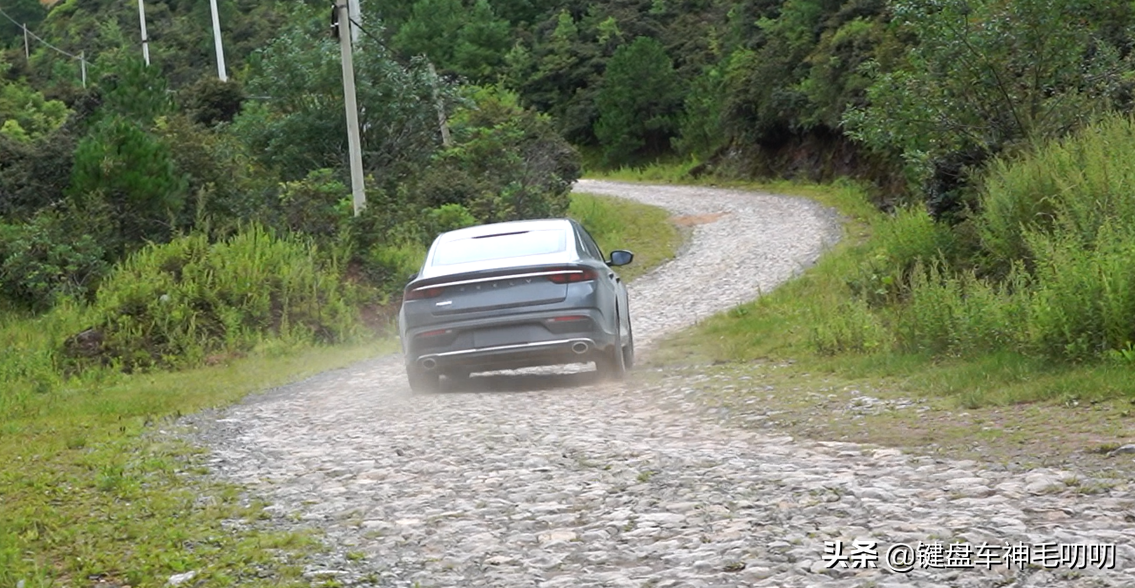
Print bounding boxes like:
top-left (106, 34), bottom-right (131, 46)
top-left (154, 114), bottom-right (276, 238)
top-left (79, 226), bottom-right (358, 371)
top-left (422, 203), bottom-right (477, 238)
top-left (1023, 222), bottom-right (1135, 360)
top-left (0, 124), bottom-right (78, 220)
top-left (360, 241), bottom-right (427, 289)
top-left (979, 113), bottom-right (1135, 276)
top-left (68, 117), bottom-right (187, 251)
top-left (0, 302), bottom-right (87, 420)
top-left (0, 212), bottom-right (109, 310)
top-left (893, 260), bottom-right (1026, 357)
top-left (848, 206), bottom-right (955, 306)
top-left (277, 168), bottom-right (352, 242)
top-left (807, 295), bottom-right (889, 355)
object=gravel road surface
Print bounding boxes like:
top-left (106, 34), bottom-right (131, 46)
top-left (187, 181), bottom-right (1134, 587)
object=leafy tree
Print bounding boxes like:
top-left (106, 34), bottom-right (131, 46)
top-left (0, 127), bottom-right (77, 220)
top-left (494, 0), bottom-right (539, 26)
top-left (796, 15), bottom-right (886, 131)
top-left (843, 0), bottom-right (1129, 217)
top-left (27, 0), bottom-right (287, 91)
top-left (0, 0), bottom-right (46, 42)
top-left (594, 36), bottom-right (683, 164)
top-left (414, 85), bottom-right (581, 223)
top-left (674, 66), bottom-right (727, 158)
top-left (232, 9), bottom-right (444, 187)
top-left (394, 0), bottom-right (464, 65)
top-left (719, 0), bottom-right (841, 147)
top-left (181, 76), bottom-right (246, 127)
top-left (0, 79), bottom-right (70, 142)
top-left (395, 0), bottom-right (511, 81)
top-left (504, 10), bottom-right (589, 139)
top-left (0, 211), bottom-right (108, 310)
top-left (452, 0), bottom-right (512, 81)
top-left (68, 117), bottom-right (187, 251)
top-left (95, 56), bottom-right (175, 127)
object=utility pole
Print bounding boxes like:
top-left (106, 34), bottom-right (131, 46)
top-left (335, 0), bottom-right (366, 215)
top-left (348, 0), bottom-right (361, 44)
top-left (80, 51), bottom-right (87, 87)
top-left (22, 24), bottom-right (28, 60)
top-left (137, 0), bottom-right (150, 65)
top-left (208, 0), bottom-right (227, 80)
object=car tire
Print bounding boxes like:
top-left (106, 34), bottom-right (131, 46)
top-left (597, 308), bottom-right (627, 381)
top-left (406, 365), bottom-right (440, 393)
top-left (623, 321), bottom-right (635, 370)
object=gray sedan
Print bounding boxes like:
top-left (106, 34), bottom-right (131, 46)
top-left (397, 218), bottom-right (635, 392)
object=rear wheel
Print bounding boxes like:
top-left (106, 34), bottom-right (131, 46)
top-left (623, 321), bottom-right (635, 370)
top-left (597, 308), bottom-right (627, 381)
top-left (406, 365), bottom-right (440, 393)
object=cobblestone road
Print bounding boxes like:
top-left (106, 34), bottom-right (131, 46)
top-left (187, 181), bottom-right (1135, 587)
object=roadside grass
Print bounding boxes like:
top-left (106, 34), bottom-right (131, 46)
top-left (0, 190), bottom-right (681, 587)
top-left (569, 192), bottom-right (684, 283)
top-left (0, 337), bottom-right (392, 588)
top-left (634, 169), bottom-right (1135, 470)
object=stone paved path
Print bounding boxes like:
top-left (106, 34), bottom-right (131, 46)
top-left (187, 181), bottom-right (1135, 587)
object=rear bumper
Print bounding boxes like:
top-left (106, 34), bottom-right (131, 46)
top-left (402, 308), bottom-right (616, 373)
top-left (416, 337), bottom-right (599, 372)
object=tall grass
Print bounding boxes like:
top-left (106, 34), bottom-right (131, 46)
top-left (0, 303), bottom-right (90, 421)
top-left (660, 120), bottom-right (1135, 406)
top-left (980, 114), bottom-right (1135, 274)
top-left (85, 225), bottom-right (360, 371)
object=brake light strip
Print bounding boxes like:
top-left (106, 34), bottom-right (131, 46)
top-left (410, 269), bottom-right (588, 293)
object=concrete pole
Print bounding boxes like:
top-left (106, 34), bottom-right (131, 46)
top-left (137, 0), bottom-right (150, 65)
top-left (80, 51), bottom-right (87, 87)
top-left (23, 24), bottom-right (28, 60)
top-left (348, 0), bottom-right (361, 44)
top-left (208, 0), bottom-right (227, 80)
top-left (337, 0), bottom-right (366, 215)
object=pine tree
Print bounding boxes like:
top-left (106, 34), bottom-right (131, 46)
top-left (593, 36), bottom-right (683, 164)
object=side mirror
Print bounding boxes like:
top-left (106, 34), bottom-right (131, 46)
top-left (608, 250), bottom-right (634, 267)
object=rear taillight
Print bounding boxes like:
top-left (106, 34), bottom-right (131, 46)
top-left (547, 268), bottom-right (598, 284)
top-left (405, 286), bottom-right (445, 300)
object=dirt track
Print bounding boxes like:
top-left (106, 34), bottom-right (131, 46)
top-left (187, 181), bottom-right (1133, 587)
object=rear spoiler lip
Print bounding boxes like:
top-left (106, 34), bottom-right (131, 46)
top-left (405, 264), bottom-right (590, 294)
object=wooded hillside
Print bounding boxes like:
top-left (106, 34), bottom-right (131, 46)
top-left (3, 0), bottom-right (1134, 318)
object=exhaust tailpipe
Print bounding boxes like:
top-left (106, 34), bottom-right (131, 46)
top-left (420, 358), bottom-right (438, 371)
top-left (571, 342), bottom-right (589, 355)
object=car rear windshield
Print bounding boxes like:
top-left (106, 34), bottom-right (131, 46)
top-left (432, 229), bottom-right (567, 266)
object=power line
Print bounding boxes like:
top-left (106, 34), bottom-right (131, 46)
top-left (346, 16), bottom-right (383, 47)
top-left (0, 4), bottom-right (80, 60)
top-left (344, 12), bottom-right (451, 147)
top-left (1, 3), bottom-right (88, 86)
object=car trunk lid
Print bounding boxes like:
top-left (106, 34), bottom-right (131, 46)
top-left (406, 266), bottom-right (594, 316)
